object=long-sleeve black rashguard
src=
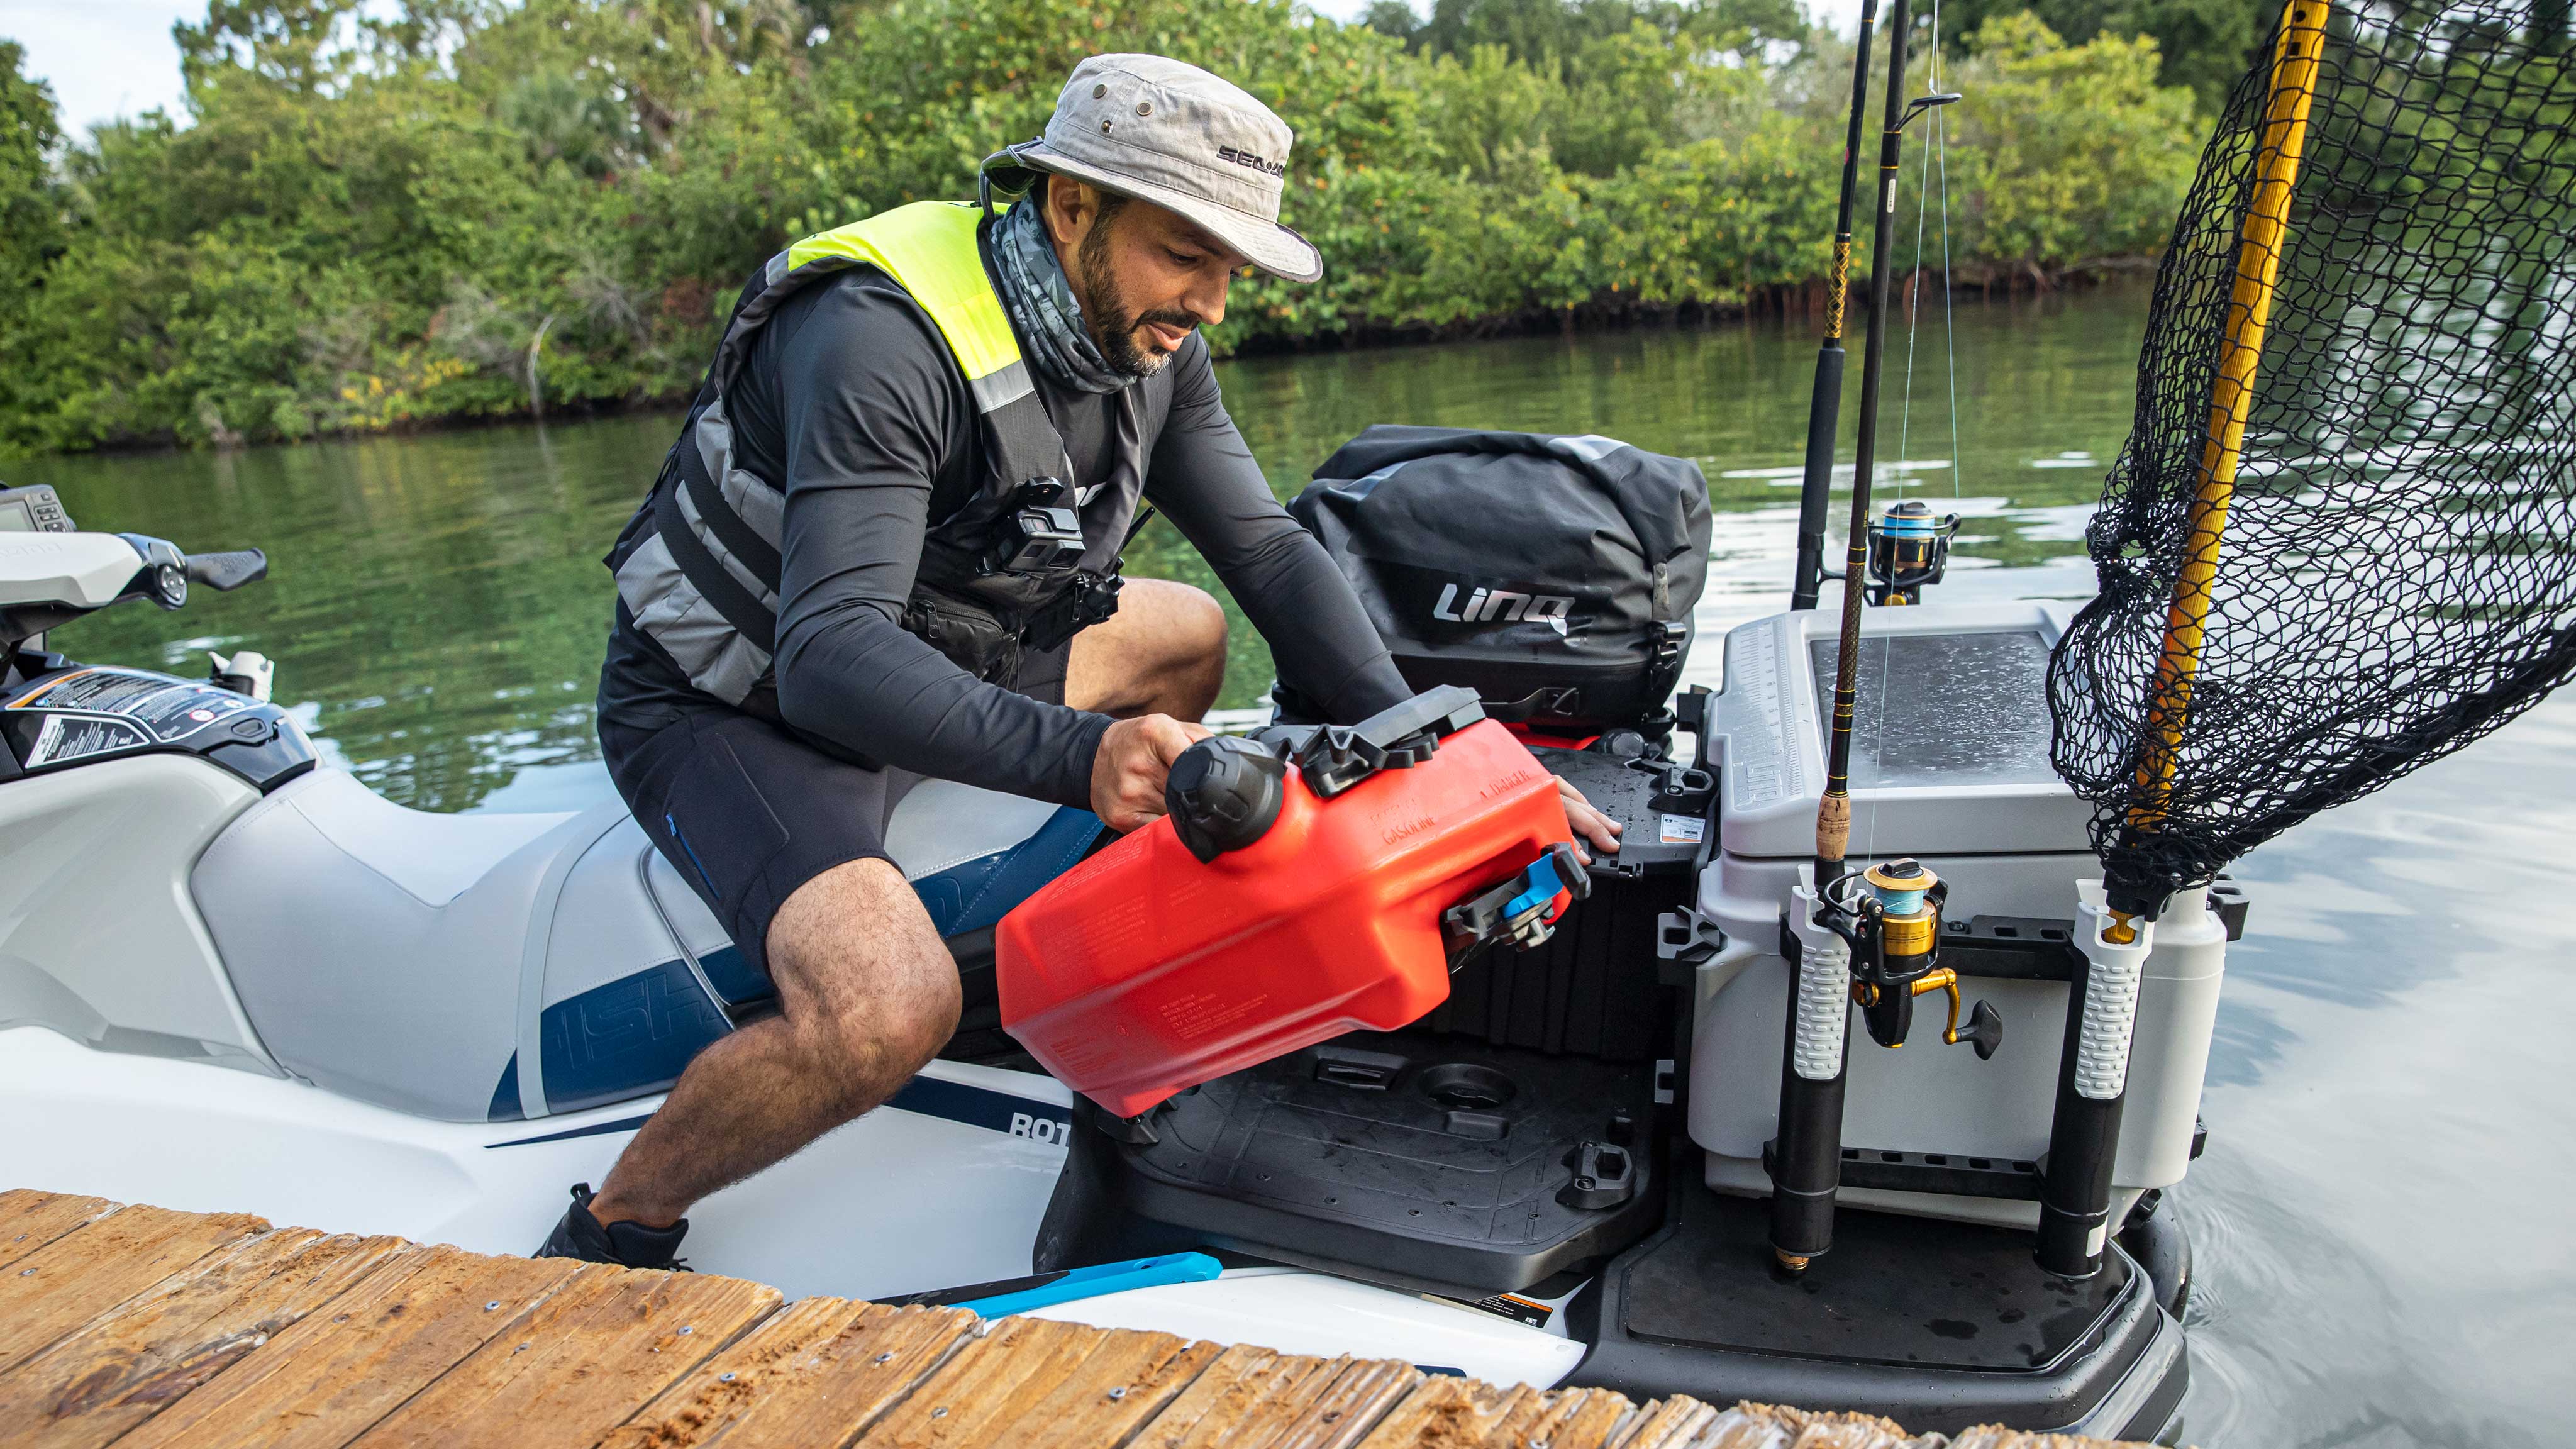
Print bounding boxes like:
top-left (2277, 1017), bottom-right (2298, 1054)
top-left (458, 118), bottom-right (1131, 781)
top-left (598, 267), bottom-right (1411, 810)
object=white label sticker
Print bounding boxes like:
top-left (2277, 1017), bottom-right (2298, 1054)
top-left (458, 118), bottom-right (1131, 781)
top-left (1659, 813), bottom-right (1706, 845)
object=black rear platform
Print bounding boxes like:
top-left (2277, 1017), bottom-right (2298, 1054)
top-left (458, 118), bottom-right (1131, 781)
top-left (1567, 1175), bottom-right (2189, 1439)
top-left (1036, 1029), bottom-right (1663, 1294)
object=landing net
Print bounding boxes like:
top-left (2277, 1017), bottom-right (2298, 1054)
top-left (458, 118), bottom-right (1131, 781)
top-left (2048, 0), bottom-right (2576, 912)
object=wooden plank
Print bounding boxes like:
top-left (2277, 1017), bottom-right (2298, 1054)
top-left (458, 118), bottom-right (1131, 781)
top-left (852, 1316), bottom-right (1121, 1449)
top-left (601, 1299), bottom-right (975, 1449)
top-left (1267, 1359), bottom-right (1426, 1449)
top-left (0, 1207), bottom-right (269, 1376)
top-left (1353, 1375), bottom-right (1636, 1449)
top-left (1133, 1347), bottom-right (1419, 1449)
top-left (113, 1244), bottom-right (584, 1449)
top-left (1603, 1398), bottom-right (1719, 1449)
top-left (0, 1228), bottom-right (410, 1449)
top-left (0, 1193), bottom-right (119, 1273)
top-left (978, 1326), bottom-right (1224, 1449)
top-left (346, 1264), bottom-right (779, 1449)
top-left (1523, 1387), bottom-right (1641, 1449)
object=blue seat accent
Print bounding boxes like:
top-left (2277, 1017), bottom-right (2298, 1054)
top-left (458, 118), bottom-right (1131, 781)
top-left (909, 807), bottom-right (1105, 938)
top-left (487, 1053), bottom-right (525, 1123)
top-left (538, 957), bottom-right (731, 1115)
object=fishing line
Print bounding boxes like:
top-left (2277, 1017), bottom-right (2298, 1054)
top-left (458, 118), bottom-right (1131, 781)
top-left (1933, 3), bottom-right (1961, 504)
top-left (1867, 0), bottom-right (1956, 874)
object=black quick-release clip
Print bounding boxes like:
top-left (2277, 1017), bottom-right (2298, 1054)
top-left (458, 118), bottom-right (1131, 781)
top-left (989, 478), bottom-right (1087, 577)
top-left (1252, 684), bottom-right (1488, 799)
top-left (1442, 842), bottom-right (1591, 968)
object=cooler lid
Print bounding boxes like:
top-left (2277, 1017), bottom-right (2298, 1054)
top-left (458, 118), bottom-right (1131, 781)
top-left (1705, 602), bottom-right (2094, 858)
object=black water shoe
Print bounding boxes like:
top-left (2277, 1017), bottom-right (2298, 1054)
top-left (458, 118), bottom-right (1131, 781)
top-left (533, 1183), bottom-right (690, 1270)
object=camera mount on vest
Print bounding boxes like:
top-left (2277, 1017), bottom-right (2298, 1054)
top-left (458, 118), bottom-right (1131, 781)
top-left (989, 478), bottom-right (1088, 577)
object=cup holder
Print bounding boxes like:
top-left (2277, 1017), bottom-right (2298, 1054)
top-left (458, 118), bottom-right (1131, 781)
top-left (1418, 1062), bottom-right (1516, 1111)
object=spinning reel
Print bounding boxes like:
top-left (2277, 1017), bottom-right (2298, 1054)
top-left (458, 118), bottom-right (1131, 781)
top-left (1863, 500), bottom-right (1962, 607)
top-left (1818, 858), bottom-right (2002, 1058)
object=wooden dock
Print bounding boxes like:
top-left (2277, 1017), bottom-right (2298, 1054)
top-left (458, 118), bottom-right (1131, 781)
top-left (0, 1189), bottom-right (2149, 1449)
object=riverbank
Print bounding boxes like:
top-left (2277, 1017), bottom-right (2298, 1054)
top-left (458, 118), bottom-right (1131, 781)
top-left (0, 0), bottom-right (2202, 457)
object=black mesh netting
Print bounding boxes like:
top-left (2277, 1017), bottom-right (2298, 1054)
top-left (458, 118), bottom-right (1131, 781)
top-left (2048, 0), bottom-right (2576, 913)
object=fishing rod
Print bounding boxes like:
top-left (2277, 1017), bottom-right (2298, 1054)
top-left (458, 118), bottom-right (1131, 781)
top-left (1768, 0), bottom-right (1959, 1274)
top-left (1787, 0), bottom-right (1882, 614)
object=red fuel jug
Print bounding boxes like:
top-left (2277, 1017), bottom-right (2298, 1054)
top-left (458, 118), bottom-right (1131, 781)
top-left (997, 689), bottom-right (1582, 1118)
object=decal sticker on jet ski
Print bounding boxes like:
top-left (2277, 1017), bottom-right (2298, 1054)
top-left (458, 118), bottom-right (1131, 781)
top-left (1445, 1292), bottom-right (1555, 1328)
top-left (16, 711), bottom-right (151, 767)
top-left (1658, 813), bottom-right (1705, 845)
top-left (8, 666), bottom-right (257, 741)
top-left (482, 1070), bottom-right (1072, 1148)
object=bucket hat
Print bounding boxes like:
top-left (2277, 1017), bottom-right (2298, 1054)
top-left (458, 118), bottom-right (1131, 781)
top-left (994, 53), bottom-right (1323, 284)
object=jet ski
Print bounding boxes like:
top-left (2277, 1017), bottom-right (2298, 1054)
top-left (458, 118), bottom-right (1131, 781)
top-left (0, 482), bottom-right (2195, 1440)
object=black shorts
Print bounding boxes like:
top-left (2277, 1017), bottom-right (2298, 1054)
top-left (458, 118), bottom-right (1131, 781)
top-left (602, 646), bottom-right (1069, 985)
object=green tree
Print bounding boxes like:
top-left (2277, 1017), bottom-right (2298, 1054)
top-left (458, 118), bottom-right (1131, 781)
top-left (0, 42), bottom-right (64, 432)
top-left (1934, 0), bottom-right (2268, 113)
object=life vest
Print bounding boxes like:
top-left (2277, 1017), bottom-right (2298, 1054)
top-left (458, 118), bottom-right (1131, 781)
top-left (612, 200), bottom-right (1147, 713)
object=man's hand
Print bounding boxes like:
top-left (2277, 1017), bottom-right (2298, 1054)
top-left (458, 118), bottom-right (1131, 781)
top-left (1558, 777), bottom-right (1623, 865)
top-left (1091, 713), bottom-right (1214, 832)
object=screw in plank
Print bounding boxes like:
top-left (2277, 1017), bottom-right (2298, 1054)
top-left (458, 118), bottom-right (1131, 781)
top-left (679, 1325), bottom-right (694, 1335)
top-left (17, 1269), bottom-right (33, 1277)
top-left (1108, 1387), bottom-right (1128, 1401)
top-left (931, 1407), bottom-right (949, 1419)
top-left (485, 1301), bottom-right (501, 1311)
top-left (874, 1352), bottom-right (893, 1364)
top-left (720, 1372), bottom-right (737, 1383)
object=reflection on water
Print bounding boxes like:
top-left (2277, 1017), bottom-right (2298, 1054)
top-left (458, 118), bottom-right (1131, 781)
top-left (19, 277), bottom-right (2573, 1443)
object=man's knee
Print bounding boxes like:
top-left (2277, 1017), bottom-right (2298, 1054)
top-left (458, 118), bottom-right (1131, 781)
top-left (764, 858), bottom-right (960, 1103)
top-left (1151, 579), bottom-right (1228, 665)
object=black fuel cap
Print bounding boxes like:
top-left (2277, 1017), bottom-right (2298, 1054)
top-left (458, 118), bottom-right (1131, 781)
top-left (1165, 735), bottom-right (1288, 863)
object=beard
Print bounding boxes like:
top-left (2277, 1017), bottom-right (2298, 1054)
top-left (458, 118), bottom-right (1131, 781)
top-left (1075, 218), bottom-right (1194, 378)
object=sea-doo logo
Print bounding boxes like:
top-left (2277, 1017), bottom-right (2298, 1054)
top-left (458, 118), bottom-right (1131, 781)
top-left (1216, 144), bottom-right (1288, 179)
top-left (1435, 581), bottom-right (1574, 631)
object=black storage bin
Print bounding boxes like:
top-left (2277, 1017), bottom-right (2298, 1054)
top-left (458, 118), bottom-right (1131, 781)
top-left (1289, 426), bottom-right (1712, 733)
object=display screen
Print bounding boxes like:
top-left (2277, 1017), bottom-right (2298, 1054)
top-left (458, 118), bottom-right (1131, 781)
top-left (0, 498), bottom-right (32, 532)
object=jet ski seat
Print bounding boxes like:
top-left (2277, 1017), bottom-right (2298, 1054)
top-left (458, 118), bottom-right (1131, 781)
top-left (192, 768), bottom-right (1101, 1123)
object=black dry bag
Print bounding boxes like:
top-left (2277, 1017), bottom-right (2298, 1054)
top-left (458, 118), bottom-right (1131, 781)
top-left (1289, 426), bottom-right (1712, 734)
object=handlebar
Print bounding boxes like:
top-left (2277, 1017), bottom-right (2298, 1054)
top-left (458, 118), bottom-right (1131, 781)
top-left (185, 549), bottom-right (269, 592)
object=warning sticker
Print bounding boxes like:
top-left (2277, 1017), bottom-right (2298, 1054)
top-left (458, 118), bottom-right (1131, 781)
top-left (1441, 1292), bottom-right (1555, 1328)
top-left (21, 713), bottom-right (152, 767)
top-left (8, 667), bottom-right (255, 741)
top-left (1659, 813), bottom-right (1706, 845)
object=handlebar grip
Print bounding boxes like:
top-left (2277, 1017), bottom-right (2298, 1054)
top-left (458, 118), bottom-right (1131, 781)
top-left (184, 548), bottom-right (269, 592)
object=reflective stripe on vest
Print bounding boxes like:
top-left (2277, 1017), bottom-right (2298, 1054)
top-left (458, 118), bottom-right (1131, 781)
top-left (616, 201), bottom-right (1077, 707)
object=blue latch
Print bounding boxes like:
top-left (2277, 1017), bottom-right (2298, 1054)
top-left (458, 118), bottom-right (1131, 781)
top-left (1502, 852), bottom-right (1567, 923)
top-left (949, 1252), bottom-right (1224, 1318)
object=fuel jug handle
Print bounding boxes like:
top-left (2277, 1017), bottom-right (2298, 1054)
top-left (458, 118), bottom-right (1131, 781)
top-left (1265, 686), bottom-right (1491, 799)
top-left (1348, 684), bottom-right (1486, 751)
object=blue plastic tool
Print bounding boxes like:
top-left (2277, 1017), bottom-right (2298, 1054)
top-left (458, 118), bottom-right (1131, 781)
top-left (950, 1252), bottom-right (1225, 1318)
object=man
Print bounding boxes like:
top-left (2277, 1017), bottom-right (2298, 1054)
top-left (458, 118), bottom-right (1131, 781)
top-left (549, 54), bottom-right (1620, 1267)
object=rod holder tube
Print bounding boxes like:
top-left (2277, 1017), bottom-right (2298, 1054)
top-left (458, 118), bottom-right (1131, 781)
top-left (1770, 884), bottom-right (1853, 1269)
top-left (2038, 888), bottom-right (2155, 1277)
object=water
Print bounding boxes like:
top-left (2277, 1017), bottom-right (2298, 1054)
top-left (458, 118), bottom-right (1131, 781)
top-left (19, 282), bottom-right (2573, 1445)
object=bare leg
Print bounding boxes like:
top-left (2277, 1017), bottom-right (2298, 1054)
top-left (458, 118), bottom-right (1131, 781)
top-left (586, 857), bottom-right (960, 1228)
top-left (1068, 577), bottom-right (1227, 719)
